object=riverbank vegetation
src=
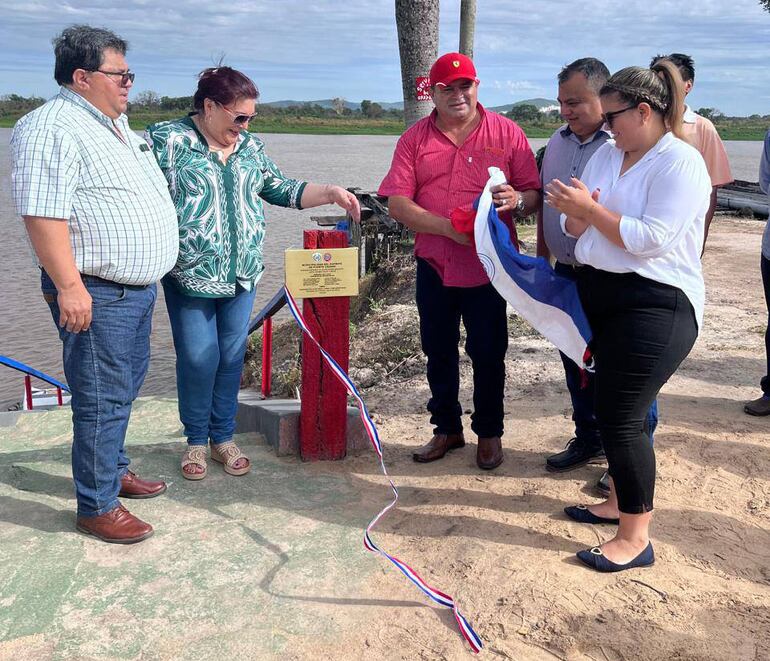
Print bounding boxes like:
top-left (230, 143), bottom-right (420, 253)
top-left (1, 93), bottom-right (767, 140)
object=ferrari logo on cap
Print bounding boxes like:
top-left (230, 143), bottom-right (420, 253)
top-left (452, 60), bottom-right (460, 68)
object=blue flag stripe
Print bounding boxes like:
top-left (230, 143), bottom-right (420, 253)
top-left (485, 203), bottom-right (592, 343)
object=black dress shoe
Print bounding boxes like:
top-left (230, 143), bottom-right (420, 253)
top-left (546, 437), bottom-right (604, 472)
top-left (595, 470), bottom-right (611, 495)
top-left (744, 395), bottom-right (770, 416)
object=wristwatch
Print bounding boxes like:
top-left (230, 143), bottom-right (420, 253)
top-left (513, 192), bottom-right (526, 216)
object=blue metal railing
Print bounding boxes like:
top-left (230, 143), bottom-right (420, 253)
top-left (0, 355), bottom-right (70, 391)
top-left (0, 355), bottom-right (70, 410)
top-left (247, 288), bottom-right (288, 398)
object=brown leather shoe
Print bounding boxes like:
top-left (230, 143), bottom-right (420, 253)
top-left (477, 436), bottom-right (504, 470)
top-left (118, 470), bottom-right (167, 499)
top-left (413, 433), bottom-right (465, 463)
top-left (76, 505), bottom-right (154, 544)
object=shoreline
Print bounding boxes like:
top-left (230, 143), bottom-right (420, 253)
top-left (0, 116), bottom-right (766, 140)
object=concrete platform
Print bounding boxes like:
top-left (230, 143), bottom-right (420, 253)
top-left (0, 397), bottom-right (396, 660)
top-left (235, 392), bottom-right (370, 457)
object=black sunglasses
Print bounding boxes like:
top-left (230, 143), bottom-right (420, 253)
top-left (89, 69), bottom-right (136, 85)
top-left (601, 105), bottom-right (638, 129)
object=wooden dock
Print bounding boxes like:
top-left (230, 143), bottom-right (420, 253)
top-left (717, 179), bottom-right (768, 218)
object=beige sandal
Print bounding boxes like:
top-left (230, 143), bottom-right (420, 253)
top-left (210, 440), bottom-right (250, 476)
top-left (181, 445), bottom-right (208, 481)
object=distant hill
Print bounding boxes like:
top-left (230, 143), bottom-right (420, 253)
top-left (261, 97), bottom-right (558, 113)
top-left (263, 99), bottom-right (404, 111)
top-left (489, 98), bottom-right (558, 113)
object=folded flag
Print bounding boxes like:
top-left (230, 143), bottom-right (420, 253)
top-left (471, 167), bottom-right (593, 368)
top-left (450, 206), bottom-right (477, 245)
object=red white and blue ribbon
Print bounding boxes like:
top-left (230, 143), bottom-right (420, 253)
top-left (284, 287), bottom-right (483, 654)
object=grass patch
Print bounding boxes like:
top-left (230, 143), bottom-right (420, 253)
top-left (2, 111), bottom-right (766, 140)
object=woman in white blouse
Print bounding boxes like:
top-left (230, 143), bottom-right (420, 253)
top-left (545, 62), bottom-right (711, 572)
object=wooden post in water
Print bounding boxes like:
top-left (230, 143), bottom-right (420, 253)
top-left (299, 229), bottom-right (350, 460)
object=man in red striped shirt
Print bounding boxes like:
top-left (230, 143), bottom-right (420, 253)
top-left (379, 52), bottom-right (541, 469)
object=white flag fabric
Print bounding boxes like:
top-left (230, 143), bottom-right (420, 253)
top-left (473, 168), bottom-right (593, 368)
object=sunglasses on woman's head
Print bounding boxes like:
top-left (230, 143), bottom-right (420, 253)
top-left (601, 105), bottom-right (638, 128)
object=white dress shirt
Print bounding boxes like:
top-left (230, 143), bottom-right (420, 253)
top-left (562, 132), bottom-right (711, 327)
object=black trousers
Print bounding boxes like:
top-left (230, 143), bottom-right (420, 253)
top-left (577, 268), bottom-right (698, 513)
top-left (761, 255), bottom-right (770, 395)
top-left (415, 258), bottom-right (508, 438)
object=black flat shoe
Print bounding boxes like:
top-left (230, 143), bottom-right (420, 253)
top-left (564, 504), bottom-right (619, 525)
top-left (576, 542), bottom-right (655, 572)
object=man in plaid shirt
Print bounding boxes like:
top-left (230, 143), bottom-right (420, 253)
top-left (11, 25), bottom-right (179, 543)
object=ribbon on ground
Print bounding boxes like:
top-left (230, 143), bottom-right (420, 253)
top-left (473, 167), bottom-right (593, 369)
top-left (284, 287), bottom-right (483, 654)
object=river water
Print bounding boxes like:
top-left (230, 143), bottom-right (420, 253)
top-left (0, 127), bottom-right (765, 407)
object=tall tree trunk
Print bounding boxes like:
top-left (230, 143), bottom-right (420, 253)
top-left (395, 0), bottom-right (439, 129)
top-left (459, 0), bottom-right (476, 58)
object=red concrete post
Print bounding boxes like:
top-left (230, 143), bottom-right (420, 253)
top-left (24, 375), bottom-right (33, 410)
top-left (300, 230), bottom-right (350, 460)
top-left (261, 317), bottom-right (273, 398)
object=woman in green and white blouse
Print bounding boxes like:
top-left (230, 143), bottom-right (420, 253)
top-left (146, 66), bottom-right (360, 480)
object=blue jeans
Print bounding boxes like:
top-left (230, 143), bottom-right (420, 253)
top-left (554, 262), bottom-right (658, 445)
top-left (162, 277), bottom-right (256, 446)
top-left (42, 271), bottom-right (156, 517)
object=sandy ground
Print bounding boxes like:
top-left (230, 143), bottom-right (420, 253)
top-left (313, 215), bottom-right (770, 660)
top-left (1, 216), bottom-right (768, 660)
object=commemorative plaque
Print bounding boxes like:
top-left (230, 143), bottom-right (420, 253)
top-left (285, 247), bottom-right (359, 298)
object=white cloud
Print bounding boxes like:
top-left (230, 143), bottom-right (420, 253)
top-left (1, 0), bottom-right (769, 114)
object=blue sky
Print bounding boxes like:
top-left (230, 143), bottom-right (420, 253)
top-left (2, 0), bottom-right (769, 116)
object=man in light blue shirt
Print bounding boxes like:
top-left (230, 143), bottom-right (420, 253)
top-left (744, 129), bottom-right (770, 415)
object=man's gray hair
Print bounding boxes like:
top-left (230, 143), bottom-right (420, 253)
top-left (557, 58), bottom-right (610, 94)
top-left (53, 25), bottom-right (128, 85)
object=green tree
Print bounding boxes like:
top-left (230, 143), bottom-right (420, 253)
top-left (133, 90), bottom-right (160, 107)
top-left (508, 104), bottom-right (540, 123)
top-left (361, 100), bottom-right (383, 118)
top-left (760, 0), bottom-right (770, 11)
top-left (696, 107), bottom-right (724, 122)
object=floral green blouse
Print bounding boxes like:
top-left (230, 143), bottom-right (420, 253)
top-left (146, 116), bottom-right (307, 297)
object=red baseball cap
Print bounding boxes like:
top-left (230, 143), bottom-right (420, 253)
top-left (429, 52), bottom-right (479, 87)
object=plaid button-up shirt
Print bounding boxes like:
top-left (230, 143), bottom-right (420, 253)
top-left (10, 87), bottom-right (179, 286)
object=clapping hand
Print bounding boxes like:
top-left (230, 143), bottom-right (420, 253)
top-left (544, 177), bottom-right (598, 220)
